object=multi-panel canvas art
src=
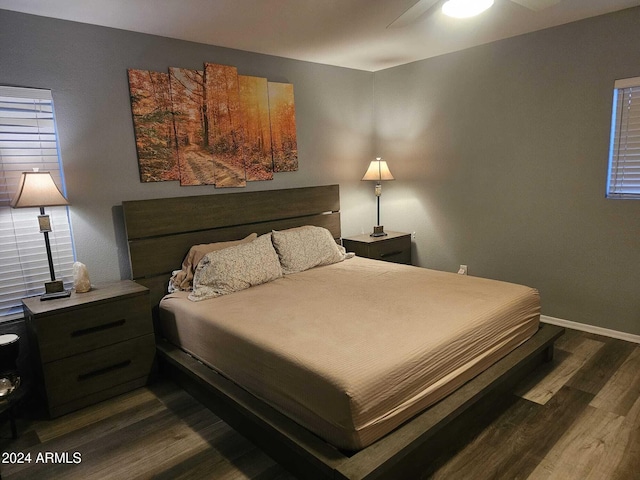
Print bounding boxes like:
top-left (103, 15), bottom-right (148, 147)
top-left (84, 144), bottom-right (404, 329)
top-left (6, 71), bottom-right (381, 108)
top-left (128, 63), bottom-right (298, 187)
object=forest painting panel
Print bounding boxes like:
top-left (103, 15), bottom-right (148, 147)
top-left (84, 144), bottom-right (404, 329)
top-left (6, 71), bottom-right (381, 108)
top-left (127, 69), bottom-right (179, 182)
top-left (239, 75), bottom-right (273, 181)
top-left (169, 67), bottom-right (215, 186)
top-left (268, 82), bottom-right (298, 172)
top-left (128, 63), bottom-right (298, 186)
top-left (204, 63), bottom-right (247, 188)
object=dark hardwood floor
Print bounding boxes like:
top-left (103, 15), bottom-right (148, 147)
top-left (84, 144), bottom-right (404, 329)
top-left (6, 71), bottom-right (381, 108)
top-left (1, 327), bottom-right (638, 479)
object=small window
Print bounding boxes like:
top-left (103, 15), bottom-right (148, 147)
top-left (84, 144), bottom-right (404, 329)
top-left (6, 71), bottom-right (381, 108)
top-left (607, 77), bottom-right (640, 199)
top-left (0, 86), bottom-right (75, 321)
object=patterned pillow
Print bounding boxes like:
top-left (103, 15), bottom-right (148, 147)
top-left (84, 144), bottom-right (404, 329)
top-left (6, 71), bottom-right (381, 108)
top-left (271, 226), bottom-right (347, 274)
top-left (189, 233), bottom-right (282, 301)
top-left (170, 233), bottom-right (258, 291)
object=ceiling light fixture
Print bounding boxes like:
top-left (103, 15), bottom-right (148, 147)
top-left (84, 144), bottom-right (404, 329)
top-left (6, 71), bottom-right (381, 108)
top-left (442, 0), bottom-right (494, 18)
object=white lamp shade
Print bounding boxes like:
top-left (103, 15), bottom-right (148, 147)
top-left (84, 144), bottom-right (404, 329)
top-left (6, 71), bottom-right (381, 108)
top-left (362, 158), bottom-right (394, 182)
top-left (10, 171), bottom-right (70, 208)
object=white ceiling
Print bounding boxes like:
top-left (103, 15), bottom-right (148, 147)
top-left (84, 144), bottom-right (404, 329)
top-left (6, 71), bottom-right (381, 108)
top-left (1, 0), bottom-right (638, 71)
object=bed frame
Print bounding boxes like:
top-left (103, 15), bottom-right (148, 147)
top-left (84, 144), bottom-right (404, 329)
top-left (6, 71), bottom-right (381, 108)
top-left (122, 184), bottom-right (563, 480)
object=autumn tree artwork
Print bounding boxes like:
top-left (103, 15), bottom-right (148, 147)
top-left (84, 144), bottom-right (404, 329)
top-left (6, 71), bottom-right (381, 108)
top-left (169, 67), bottom-right (215, 186)
top-left (268, 82), bottom-right (298, 173)
top-left (127, 69), bottom-right (179, 182)
top-left (204, 63), bottom-right (246, 188)
top-left (239, 75), bottom-right (273, 181)
top-left (127, 63), bottom-right (298, 187)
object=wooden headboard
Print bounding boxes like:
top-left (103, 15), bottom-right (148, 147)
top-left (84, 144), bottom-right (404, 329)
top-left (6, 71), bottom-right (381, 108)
top-left (122, 184), bottom-right (340, 313)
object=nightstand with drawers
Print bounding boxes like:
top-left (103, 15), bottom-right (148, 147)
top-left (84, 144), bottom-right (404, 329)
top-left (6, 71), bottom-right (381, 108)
top-left (342, 231), bottom-right (412, 265)
top-left (22, 280), bottom-right (155, 418)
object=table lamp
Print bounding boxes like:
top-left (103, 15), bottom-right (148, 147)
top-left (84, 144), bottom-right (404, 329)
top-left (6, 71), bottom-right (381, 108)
top-left (10, 170), bottom-right (71, 300)
top-left (362, 157), bottom-right (394, 237)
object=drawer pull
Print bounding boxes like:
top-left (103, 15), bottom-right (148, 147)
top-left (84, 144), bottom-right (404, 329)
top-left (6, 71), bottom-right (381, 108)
top-left (77, 360), bottom-right (131, 381)
top-left (380, 250), bottom-right (403, 258)
top-left (71, 319), bottom-right (126, 337)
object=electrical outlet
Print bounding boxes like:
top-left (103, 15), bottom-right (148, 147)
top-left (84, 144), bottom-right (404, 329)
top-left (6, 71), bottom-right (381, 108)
top-left (458, 265), bottom-right (468, 275)
top-left (411, 231), bottom-right (416, 240)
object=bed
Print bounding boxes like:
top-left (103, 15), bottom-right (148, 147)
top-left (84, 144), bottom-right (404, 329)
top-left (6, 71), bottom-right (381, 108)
top-left (122, 184), bottom-right (563, 479)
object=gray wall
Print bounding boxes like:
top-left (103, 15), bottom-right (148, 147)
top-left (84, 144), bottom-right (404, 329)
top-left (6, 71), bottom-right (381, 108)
top-left (374, 7), bottom-right (640, 335)
top-left (0, 9), bottom-right (375, 286)
top-left (1, 8), bottom-right (638, 336)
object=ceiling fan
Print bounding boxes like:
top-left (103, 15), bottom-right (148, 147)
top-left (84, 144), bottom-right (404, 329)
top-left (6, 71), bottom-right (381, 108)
top-left (388, 0), bottom-right (563, 27)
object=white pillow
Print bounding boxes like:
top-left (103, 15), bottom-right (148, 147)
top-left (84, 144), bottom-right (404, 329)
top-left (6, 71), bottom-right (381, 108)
top-left (271, 225), bottom-right (347, 274)
top-left (189, 233), bottom-right (282, 301)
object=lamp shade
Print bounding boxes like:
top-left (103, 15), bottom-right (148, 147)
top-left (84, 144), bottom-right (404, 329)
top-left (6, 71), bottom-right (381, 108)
top-left (10, 171), bottom-right (69, 208)
top-left (362, 158), bottom-right (394, 182)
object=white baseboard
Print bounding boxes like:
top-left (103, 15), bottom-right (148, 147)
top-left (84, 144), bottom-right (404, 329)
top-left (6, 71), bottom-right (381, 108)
top-left (541, 315), bottom-right (640, 345)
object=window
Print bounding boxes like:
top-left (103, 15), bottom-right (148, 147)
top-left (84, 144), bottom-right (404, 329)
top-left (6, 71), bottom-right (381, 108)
top-left (0, 86), bottom-right (75, 321)
top-left (607, 77), bottom-right (640, 199)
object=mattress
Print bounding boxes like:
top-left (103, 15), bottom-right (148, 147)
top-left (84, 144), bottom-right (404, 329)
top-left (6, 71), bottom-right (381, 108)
top-left (159, 256), bottom-right (540, 450)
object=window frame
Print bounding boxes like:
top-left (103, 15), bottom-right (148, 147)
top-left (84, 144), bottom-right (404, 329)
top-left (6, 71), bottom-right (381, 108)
top-left (0, 86), bottom-right (75, 321)
top-left (606, 76), bottom-right (640, 200)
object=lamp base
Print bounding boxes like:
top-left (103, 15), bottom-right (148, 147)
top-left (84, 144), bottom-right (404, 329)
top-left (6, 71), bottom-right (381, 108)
top-left (40, 290), bottom-right (71, 301)
top-left (41, 280), bottom-right (71, 301)
top-left (370, 225), bottom-right (388, 237)
top-left (44, 280), bottom-right (65, 294)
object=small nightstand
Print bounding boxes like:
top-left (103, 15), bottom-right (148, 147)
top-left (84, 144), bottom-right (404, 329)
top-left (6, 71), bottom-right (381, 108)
top-left (342, 231), bottom-right (412, 265)
top-left (22, 280), bottom-right (155, 418)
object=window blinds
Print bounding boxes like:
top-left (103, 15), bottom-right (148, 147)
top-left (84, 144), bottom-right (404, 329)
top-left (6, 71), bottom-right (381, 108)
top-left (608, 77), bottom-right (640, 199)
top-left (0, 86), bottom-right (75, 320)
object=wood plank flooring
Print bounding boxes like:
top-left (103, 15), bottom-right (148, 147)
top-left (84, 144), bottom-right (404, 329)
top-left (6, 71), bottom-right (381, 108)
top-left (0, 327), bottom-right (638, 479)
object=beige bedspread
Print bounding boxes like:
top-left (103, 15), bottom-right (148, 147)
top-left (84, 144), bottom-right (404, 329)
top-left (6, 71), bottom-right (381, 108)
top-left (159, 257), bottom-right (540, 450)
